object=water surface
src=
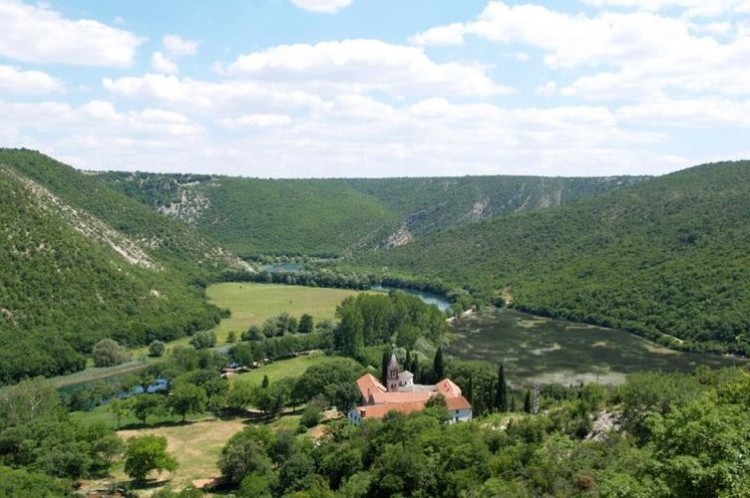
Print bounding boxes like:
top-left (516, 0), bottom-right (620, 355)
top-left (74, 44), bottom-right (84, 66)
top-left (448, 308), bottom-right (744, 386)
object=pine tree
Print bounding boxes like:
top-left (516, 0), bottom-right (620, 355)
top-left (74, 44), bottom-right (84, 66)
top-left (433, 347), bottom-right (445, 382)
top-left (496, 363), bottom-right (508, 412)
top-left (524, 390), bottom-right (532, 413)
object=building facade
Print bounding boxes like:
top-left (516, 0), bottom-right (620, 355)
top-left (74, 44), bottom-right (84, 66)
top-left (348, 353), bottom-right (473, 425)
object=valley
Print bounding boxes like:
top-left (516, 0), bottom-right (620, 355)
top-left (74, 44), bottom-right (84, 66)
top-left (3, 150), bottom-right (750, 498)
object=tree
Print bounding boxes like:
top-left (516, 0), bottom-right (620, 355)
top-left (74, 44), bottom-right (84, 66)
top-left (496, 363), bottom-right (508, 412)
top-left (92, 339), bottom-right (131, 367)
top-left (278, 451), bottom-right (317, 494)
top-left (168, 382), bottom-right (208, 422)
top-left (299, 314), bottom-right (314, 334)
top-left (0, 466), bottom-right (75, 497)
top-left (334, 306), bottom-right (365, 358)
top-left (109, 399), bottom-right (127, 429)
top-left (262, 375), bottom-right (270, 389)
top-left (127, 394), bottom-right (166, 425)
top-left (227, 382), bottom-right (255, 411)
top-left (524, 390), bottom-right (532, 413)
top-left (330, 382), bottom-right (361, 414)
top-left (381, 350), bottom-right (390, 386)
top-left (433, 347), bottom-right (445, 381)
top-left (190, 330), bottom-right (216, 350)
top-left (219, 427), bottom-right (274, 484)
top-left (0, 377), bottom-right (61, 428)
top-left (148, 340), bottom-right (166, 358)
top-left (301, 403), bottom-right (323, 428)
top-left (124, 435), bottom-right (178, 483)
top-left (254, 383), bottom-right (288, 417)
top-left (243, 324), bottom-right (264, 341)
top-left (227, 331), bottom-right (237, 343)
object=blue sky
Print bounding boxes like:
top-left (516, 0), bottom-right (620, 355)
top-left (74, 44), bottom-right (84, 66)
top-left (0, 0), bottom-right (748, 177)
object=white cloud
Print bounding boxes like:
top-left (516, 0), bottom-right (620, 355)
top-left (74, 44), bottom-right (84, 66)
top-left (410, 23), bottom-right (465, 46)
top-left (617, 97), bottom-right (750, 126)
top-left (0, 65), bottom-right (62, 94)
top-left (220, 114), bottom-right (293, 128)
top-left (220, 39), bottom-right (512, 98)
top-left (413, 2), bottom-right (750, 101)
top-left (151, 52), bottom-right (179, 75)
top-left (583, 0), bottom-right (750, 18)
top-left (290, 0), bottom-right (353, 14)
top-left (0, 0), bottom-right (143, 66)
top-left (103, 73), bottom-right (323, 113)
top-left (2, 91), bottom-right (683, 177)
top-left (163, 34), bottom-right (198, 57)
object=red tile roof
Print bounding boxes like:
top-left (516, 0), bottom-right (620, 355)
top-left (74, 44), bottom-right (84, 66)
top-left (353, 373), bottom-right (472, 420)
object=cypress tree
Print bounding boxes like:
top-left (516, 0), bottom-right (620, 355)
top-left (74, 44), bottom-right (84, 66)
top-left (524, 390), bottom-right (532, 413)
top-left (262, 375), bottom-right (269, 389)
top-left (466, 375), bottom-right (474, 403)
top-left (496, 363), bottom-right (508, 412)
top-left (410, 356), bottom-right (420, 383)
top-left (433, 347), bottom-right (445, 382)
top-left (381, 350), bottom-right (390, 386)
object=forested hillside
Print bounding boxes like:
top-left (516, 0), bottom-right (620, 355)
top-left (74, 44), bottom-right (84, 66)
top-left (351, 161), bottom-right (750, 354)
top-left (98, 172), bottom-right (645, 257)
top-left (0, 149), bottom-right (248, 384)
top-left (341, 175), bottom-right (648, 239)
top-left (98, 173), bottom-right (401, 257)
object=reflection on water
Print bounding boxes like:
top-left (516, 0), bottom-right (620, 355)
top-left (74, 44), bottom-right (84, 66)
top-left (448, 307), bottom-right (744, 386)
top-left (370, 285), bottom-right (451, 311)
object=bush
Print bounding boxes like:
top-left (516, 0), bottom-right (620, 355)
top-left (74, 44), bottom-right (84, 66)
top-left (300, 403), bottom-right (323, 428)
top-left (92, 339), bottom-right (131, 367)
top-left (190, 330), bottom-right (217, 350)
top-left (148, 340), bottom-right (166, 357)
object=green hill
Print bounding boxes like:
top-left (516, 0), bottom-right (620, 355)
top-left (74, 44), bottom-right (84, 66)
top-left (350, 161), bottom-right (750, 354)
top-left (97, 173), bottom-right (645, 257)
top-left (340, 175), bottom-right (647, 239)
top-left (0, 149), bottom-right (249, 384)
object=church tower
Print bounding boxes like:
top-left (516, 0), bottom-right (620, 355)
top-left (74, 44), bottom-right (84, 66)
top-left (387, 353), bottom-right (400, 392)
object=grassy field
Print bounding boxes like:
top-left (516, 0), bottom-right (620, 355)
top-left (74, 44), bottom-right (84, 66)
top-left (231, 353), bottom-right (361, 387)
top-left (448, 308), bottom-right (746, 386)
top-left (58, 283), bottom-right (362, 390)
top-left (206, 283), bottom-right (362, 342)
top-left (73, 353), bottom-right (340, 493)
top-left (131, 283), bottom-right (364, 356)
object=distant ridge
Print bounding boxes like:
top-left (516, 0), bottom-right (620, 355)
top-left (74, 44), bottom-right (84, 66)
top-left (352, 161), bottom-right (750, 355)
top-left (97, 171), bottom-right (647, 257)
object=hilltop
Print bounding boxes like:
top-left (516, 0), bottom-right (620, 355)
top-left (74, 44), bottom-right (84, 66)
top-left (0, 149), bottom-right (249, 384)
top-left (351, 161), bottom-right (750, 354)
top-left (97, 172), bottom-right (646, 257)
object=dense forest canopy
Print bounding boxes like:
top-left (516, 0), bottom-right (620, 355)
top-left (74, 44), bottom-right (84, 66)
top-left (0, 149), bottom-right (245, 384)
top-left (350, 161), bottom-right (750, 354)
top-left (97, 171), bottom-right (645, 257)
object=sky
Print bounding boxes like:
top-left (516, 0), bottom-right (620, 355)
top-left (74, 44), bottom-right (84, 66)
top-left (0, 0), bottom-right (748, 178)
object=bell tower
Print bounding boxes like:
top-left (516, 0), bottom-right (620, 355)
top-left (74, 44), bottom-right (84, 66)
top-left (387, 353), bottom-right (400, 392)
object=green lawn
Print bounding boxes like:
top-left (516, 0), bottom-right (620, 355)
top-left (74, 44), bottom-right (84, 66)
top-left (131, 283), bottom-right (364, 356)
top-left (231, 353), bottom-right (360, 387)
top-left (207, 283), bottom-right (363, 342)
